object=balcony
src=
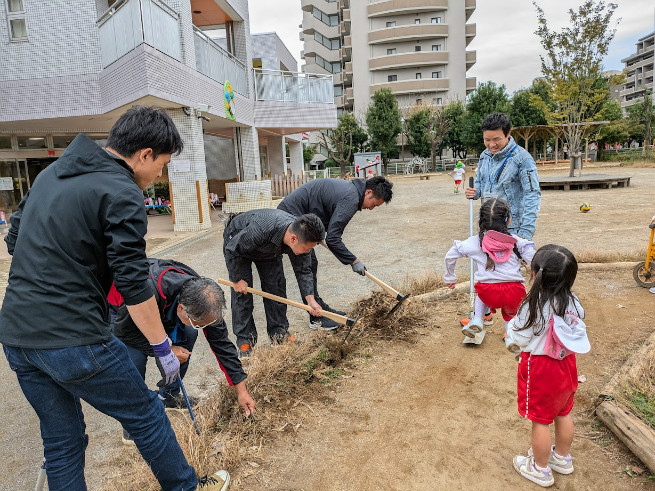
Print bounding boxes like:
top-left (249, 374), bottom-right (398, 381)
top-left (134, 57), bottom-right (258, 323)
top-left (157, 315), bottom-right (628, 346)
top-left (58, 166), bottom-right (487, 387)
top-left (254, 69), bottom-right (334, 104)
top-left (369, 24), bottom-right (448, 44)
top-left (369, 51), bottom-right (448, 71)
top-left (303, 38), bottom-right (341, 63)
top-left (194, 27), bottom-right (247, 96)
top-left (346, 87), bottom-right (354, 100)
top-left (301, 0), bottom-right (338, 14)
top-left (465, 0), bottom-right (476, 20)
top-left (97, 0), bottom-right (182, 68)
top-left (369, 78), bottom-right (449, 95)
top-left (302, 11), bottom-right (340, 38)
top-left (342, 8), bottom-right (350, 22)
top-left (465, 23), bottom-right (476, 45)
top-left (466, 50), bottom-right (476, 69)
top-left (368, 0), bottom-right (447, 17)
top-left (466, 77), bottom-right (477, 92)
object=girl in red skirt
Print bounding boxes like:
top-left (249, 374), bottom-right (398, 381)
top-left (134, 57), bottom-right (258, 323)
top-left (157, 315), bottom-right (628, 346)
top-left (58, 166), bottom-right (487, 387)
top-left (506, 244), bottom-right (590, 487)
top-left (444, 198), bottom-right (536, 338)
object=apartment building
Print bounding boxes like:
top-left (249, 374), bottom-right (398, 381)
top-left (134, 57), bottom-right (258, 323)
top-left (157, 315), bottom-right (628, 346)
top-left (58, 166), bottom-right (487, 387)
top-left (300, 0), bottom-right (477, 116)
top-left (0, 0), bottom-right (336, 231)
top-left (620, 31), bottom-right (654, 114)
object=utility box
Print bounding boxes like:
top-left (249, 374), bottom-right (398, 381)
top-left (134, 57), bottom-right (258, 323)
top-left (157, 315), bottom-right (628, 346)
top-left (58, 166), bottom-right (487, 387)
top-left (354, 152), bottom-right (382, 178)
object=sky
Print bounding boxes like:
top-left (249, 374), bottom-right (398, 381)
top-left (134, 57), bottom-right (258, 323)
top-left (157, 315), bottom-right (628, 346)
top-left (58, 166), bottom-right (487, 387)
top-left (248, 0), bottom-right (655, 95)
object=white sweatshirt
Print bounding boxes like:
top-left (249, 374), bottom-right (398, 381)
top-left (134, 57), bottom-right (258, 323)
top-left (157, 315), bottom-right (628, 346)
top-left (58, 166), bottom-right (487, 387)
top-left (506, 296), bottom-right (586, 355)
top-left (443, 234), bottom-right (536, 284)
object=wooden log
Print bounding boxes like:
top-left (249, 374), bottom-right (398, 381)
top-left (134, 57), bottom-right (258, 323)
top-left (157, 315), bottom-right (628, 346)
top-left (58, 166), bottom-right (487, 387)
top-left (596, 400), bottom-right (655, 474)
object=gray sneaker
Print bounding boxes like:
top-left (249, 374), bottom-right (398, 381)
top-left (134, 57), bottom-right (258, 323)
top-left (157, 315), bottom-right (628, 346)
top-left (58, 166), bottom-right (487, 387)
top-left (309, 317), bottom-right (340, 331)
top-left (513, 454), bottom-right (554, 487)
top-left (528, 446), bottom-right (574, 474)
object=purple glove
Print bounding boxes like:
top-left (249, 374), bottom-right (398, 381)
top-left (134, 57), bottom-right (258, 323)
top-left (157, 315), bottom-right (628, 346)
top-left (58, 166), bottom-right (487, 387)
top-left (151, 338), bottom-right (180, 387)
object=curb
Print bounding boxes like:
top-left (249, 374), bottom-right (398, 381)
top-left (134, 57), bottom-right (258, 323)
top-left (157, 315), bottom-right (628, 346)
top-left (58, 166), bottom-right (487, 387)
top-left (147, 226), bottom-right (220, 258)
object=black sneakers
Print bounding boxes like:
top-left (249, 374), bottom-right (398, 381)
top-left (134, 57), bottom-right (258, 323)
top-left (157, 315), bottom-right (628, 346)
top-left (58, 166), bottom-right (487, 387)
top-left (309, 316), bottom-right (340, 331)
top-left (161, 394), bottom-right (199, 410)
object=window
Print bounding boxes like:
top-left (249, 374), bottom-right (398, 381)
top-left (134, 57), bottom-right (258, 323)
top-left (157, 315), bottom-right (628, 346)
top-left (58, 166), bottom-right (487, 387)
top-left (333, 86), bottom-right (343, 97)
top-left (414, 19), bottom-right (420, 25)
top-left (0, 136), bottom-right (11, 149)
top-left (433, 97), bottom-right (443, 105)
top-left (386, 21), bottom-right (396, 27)
top-left (415, 73), bottom-right (422, 79)
top-left (314, 32), bottom-right (340, 50)
top-left (52, 135), bottom-right (75, 149)
top-left (315, 55), bottom-right (341, 74)
top-left (17, 136), bottom-right (46, 149)
top-left (415, 45), bottom-right (421, 52)
top-left (432, 71), bottom-right (442, 78)
top-left (386, 48), bottom-right (396, 55)
top-left (432, 44), bottom-right (442, 51)
top-left (6, 0), bottom-right (27, 40)
top-left (312, 7), bottom-right (338, 27)
top-left (431, 17), bottom-right (442, 24)
top-left (388, 75), bottom-right (397, 82)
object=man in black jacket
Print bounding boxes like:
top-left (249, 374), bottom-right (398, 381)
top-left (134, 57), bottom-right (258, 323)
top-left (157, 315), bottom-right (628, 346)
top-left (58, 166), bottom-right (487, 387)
top-left (0, 107), bottom-right (223, 489)
top-left (113, 258), bottom-right (255, 444)
top-left (278, 176), bottom-right (393, 329)
top-left (223, 209), bottom-right (324, 356)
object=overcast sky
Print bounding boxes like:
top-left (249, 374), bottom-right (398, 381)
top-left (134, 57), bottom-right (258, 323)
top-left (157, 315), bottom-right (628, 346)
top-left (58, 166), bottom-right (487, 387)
top-left (248, 0), bottom-right (655, 95)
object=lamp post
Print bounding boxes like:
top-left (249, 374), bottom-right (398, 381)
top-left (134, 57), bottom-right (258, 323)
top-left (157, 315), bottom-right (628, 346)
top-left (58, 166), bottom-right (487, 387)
top-left (401, 116), bottom-right (406, 163)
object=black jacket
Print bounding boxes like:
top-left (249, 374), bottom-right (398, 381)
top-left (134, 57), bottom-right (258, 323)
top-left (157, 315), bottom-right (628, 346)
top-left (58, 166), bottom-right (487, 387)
top-left (278, 178), bottom-right (366, 264)
top-left (223, 209), bottom-right (314, 297)
top-left (0, 134), bottom-right (153, 348)
top-left (114, 258), bottom-right (246, 386)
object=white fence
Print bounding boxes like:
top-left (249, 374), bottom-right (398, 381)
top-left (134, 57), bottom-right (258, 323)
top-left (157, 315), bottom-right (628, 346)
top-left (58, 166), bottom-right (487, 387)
top-left (97, 0), bottom-right (182, 68)
top-left (254, 69), bottom-right (334, 104)
top-left (194, 27), bottom-right (247, 97)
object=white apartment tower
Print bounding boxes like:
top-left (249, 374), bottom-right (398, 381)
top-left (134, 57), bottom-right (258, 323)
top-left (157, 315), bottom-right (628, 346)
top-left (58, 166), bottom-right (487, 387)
top-left (300, 0), bottom-right (477, 116)
top-left (620, 31), bottom-right (654, 114)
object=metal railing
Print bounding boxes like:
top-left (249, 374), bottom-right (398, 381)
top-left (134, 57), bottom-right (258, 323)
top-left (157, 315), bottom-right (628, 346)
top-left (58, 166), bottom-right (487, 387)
top-left (97, 0), bottom-right (182, 68)
top-left (193, 27), bottom-right (247, 97)
top-left (254, 68), bottom-right (334, 104)
top-left (310, 159), bottom-right (481, 177)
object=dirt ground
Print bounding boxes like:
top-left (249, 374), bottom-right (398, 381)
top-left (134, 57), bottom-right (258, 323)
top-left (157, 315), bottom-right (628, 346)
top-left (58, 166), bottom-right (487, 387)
top-left (1, 164), bottom-right (655, 489)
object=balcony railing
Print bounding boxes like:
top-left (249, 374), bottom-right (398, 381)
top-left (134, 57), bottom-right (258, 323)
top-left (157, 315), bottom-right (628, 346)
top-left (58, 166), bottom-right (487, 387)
top-left (193, 27), bottom-right (247, 97)
top-left (254, 69), bottom-right (334, 104)
top-left (97, 0), bottom-right (182, 68)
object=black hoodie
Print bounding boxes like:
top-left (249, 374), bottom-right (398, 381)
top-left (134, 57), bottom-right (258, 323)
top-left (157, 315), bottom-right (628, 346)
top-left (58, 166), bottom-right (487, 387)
top-left (0, 134), bottom-right (153, 348)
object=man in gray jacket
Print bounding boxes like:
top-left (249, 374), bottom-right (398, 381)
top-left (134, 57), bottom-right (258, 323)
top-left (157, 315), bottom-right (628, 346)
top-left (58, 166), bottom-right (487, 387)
top-left (278, 176), bottom-right (393, 330)
top-left (223, 209), bottom-right (325, 356)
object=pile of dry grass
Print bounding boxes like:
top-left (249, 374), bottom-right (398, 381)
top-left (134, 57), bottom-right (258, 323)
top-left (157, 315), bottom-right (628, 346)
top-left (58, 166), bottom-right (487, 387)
top-left (110, 286), bottom-right (436, 490)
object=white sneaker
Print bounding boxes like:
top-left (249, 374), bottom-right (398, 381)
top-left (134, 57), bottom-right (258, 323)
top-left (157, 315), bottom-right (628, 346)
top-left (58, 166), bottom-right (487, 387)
top-left (528, 446), bottom-right (574, 474)
top-left (650, 286), bottom-right (655, 294)
top-left (513, 454), bottom-right (554, 487)
top-left (462, 317), bottom-right (484, 338)
top-left (198, 470), bottom-right (230, 490)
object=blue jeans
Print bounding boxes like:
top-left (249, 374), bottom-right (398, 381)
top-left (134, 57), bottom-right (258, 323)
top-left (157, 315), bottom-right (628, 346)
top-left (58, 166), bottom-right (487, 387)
top-left (3, 337), bottom-right (198, 491)
top-left (125, 324), bottom-right (198, 401)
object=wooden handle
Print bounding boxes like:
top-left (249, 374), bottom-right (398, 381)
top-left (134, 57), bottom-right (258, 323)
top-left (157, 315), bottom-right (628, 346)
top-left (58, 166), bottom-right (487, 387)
top-left (217, 278), bottom-right (349, 325)
top-left (364, 271), bottom-right (401, 298)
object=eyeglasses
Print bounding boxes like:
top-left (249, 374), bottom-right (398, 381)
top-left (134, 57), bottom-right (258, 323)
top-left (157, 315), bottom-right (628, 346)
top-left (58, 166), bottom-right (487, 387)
top-left (184, 309), bottom-right (218, 330)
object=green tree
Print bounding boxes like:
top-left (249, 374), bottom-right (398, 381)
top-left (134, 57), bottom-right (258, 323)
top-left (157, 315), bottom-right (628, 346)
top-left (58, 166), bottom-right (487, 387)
top-left (510, 82), bottom-right (550, 127)
top-left (338, 112), bottom-right (369, 160)
top-left (596, 98), bottom-right (622, 122)
top-left (627, 90), bottom-right (655, 153)
top-left (595, 119), bottom-right (630, 160)
top-left (532, 0), bottom-right (620, 176)
top-left (442, 100), bottom-right (467, 158)
top-left (302, 144), bottom-right (316, 165)
top-left (462, 81), bottom-right (511, 155)
top-left (405, 109), bottom-right (431, 158)
top-left (366, 88), bottom-right (402, 174)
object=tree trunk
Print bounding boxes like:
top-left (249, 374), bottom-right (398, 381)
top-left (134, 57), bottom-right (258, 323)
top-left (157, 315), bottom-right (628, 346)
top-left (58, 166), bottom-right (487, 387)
top-left (339, 160), bottom-right (347, 177)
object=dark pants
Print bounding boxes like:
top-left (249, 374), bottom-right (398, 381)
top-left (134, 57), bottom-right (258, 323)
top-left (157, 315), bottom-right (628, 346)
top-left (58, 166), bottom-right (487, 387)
top-left (227, 254), bottom-right (289, 346)
top-left (124, 324), bottom-right (198, 401)
top-left (3, 338), bottom-right (197, 490)
top-left (291, 249), bottom-right (331, 319)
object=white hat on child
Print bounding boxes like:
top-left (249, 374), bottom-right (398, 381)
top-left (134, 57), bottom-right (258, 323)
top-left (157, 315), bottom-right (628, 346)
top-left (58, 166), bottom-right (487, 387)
top-left (552, 314), bottom-right (591, 354)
